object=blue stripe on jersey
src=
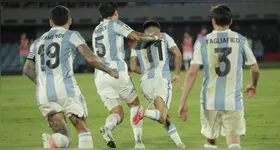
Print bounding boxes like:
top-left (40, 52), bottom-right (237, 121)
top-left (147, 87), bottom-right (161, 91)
top-left (33, 40), bottom-right (40, 106)
top-left (61, 30), bottom-right (76, 98)
top-left (235, 34), bottom-right (245, 110)
top-left (45, 29), bottom-right (59, 102)
top-left (200, 37), bottom-right (208, 109)
top-left (108, 20), bottom-right (126, 71)
top-left (214, 32), bottom-right (228, 110)
top-left (162, 33), bottom-right (171, 80)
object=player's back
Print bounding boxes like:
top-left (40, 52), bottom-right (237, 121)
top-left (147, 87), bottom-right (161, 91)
top-left (92, 19), bottom-right (133, 76)
top-left (31, 27), bottom-right (84, 104)
top-left (132, 33), bottom-right (175, 82)
top-left (195, 29), bottom-right (256, 110)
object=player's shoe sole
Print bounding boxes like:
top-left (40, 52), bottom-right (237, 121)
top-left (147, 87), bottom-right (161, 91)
top-left (132, 106), bottom-right (145, 125)
top-left (100, 126), bottom-right (116, 148)
top-left (42, 133), bottom-right (56, 148)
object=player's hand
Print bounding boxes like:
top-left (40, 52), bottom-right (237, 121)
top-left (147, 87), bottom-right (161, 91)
top-left (178, 103), bottom-right (188, 121)
top-left (152, 31), bottom-right (162, 40)
top-left (245, 84), bottom-right (256, 99)
top-left (172, 74), bottom-right (180, 88)
top-left (109, 68), bottom-right (119, 79)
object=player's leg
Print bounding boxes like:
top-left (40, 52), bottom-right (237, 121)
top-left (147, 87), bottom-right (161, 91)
top-left (39, 102), bottom-right (71, 148)
top-left (222, 111), bottom-right (245, 148)
top-left (119, 75), bottom-right (145, 148)
top-left (63, 95), bottom-right (93, 148)
top-left (153, 97), bottom-right (188, 148)
top-left (200, 109), bottom-right (222, 148)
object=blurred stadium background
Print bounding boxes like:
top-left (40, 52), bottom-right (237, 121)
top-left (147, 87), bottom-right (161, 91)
top-left (1, 0), bottom-right (280, 74)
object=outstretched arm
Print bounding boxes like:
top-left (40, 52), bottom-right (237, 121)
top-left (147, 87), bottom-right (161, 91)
top-left (130, 56), bottom-right (141, 74)
top-left (169, 46), bottom-right (182, 88)
top-left (127, 31), bottom-right (159, 42)
top-left (77, 44), bottom-right (118, 78)
top-left (23, 60), bottom-right (37, 84)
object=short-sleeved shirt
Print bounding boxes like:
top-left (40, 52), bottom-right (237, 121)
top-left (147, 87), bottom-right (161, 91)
top-left (131, 33), bottom-right (177, 82)
top-left (27, 27), bottom-right (86, 105)
top-left (192, 29), bottom-right (257, 111)
top-left (92, 19), bottom-right (133, 77)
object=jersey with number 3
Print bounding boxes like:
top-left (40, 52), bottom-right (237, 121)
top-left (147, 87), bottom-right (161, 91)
top-left (191, 29), bottom-right (257, 111)
top-left (92, 20), bottom-right (133, 76)
top-left (131, 33), bottom-right (177, 82)
top-left (27, 27), bottom-right (86, 105)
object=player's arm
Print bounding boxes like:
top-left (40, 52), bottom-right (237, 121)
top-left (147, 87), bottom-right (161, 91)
top-left (127, 31), bottom-right (159, 42)
top-left (167, 34), bottom-right (182, 88)
top-left (129, 48), bottom-right (141, 74)
top-left (113, 20), bottom-right (159, 42)
top-left (23, 45), bottom-right (37, 84)
top-left (130, 56), bottom-right (141, 74)
top-left (243, 39), bottom-right (260, 98)
top-left (178, 40), bottom-right (202, 121)
top-left (77, 44), bottom-right (118, 78)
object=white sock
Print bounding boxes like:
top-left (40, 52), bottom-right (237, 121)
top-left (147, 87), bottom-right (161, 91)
top-left (204, 144), bottom-right (218, 148)
top-left (145, 109), bottom-right (160, 121)
top-left (229, 144), bottom-right (241, 148)
top-left (130, 106), bottom-right (143, 143)
top-left (78, 132), bottom-right (94, 148)
top-left (51, 133), bottom-right (69, 148)
top-left (165, 124), bottom-right (184, 147)
top-left (105, 113), bottom-right (122, 131)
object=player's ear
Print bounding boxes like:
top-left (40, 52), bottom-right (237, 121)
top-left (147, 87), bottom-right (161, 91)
top-left (49, 19), bottom-right (54, 27)
top-left (212, 18), bottom-right (216, 27)
top-left (230, 18), bottom-right (233, 26)
top-left (114, 10), bottom-right (119, 19)
top-left (69, 17), bottom-right (72, 26)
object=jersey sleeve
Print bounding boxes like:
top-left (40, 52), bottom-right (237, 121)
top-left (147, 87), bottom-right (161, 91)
top-left (130, 48), bottom-right (137, 57)
top-left (243, 39), bottom-right (257, 66)
top-left (27, 41), bottom-right (36, 62)
top-left (165, 33), bottom-right (177, 49)
top-left (113, 20), bottom-right (134, 38)
top-left (191, 40), bottom-right (203, 65)
top-left (70, 31), bottom-right (87, 48)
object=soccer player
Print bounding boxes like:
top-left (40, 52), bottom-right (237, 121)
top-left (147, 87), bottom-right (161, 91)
top-left (178, 5), bottom-right (260, 148)
top-left (130, 20), bottom-right (189, 148)
top-left (23, 5), bottom-right (118, 148)
top-left (92, 2), bottom-right (160, 148)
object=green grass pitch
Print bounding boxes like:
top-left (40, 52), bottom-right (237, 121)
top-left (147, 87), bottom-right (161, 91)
top-left (1, 69), bottom-right (280, 148)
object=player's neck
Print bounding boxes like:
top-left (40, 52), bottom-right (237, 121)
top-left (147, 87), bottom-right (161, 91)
top-left (104, 17), bottom-right (117, 21)
top-left (214, 25), bottom-right (229, 31)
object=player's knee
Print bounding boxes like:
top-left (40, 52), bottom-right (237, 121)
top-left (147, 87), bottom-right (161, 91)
top-left (48, 113), bottom-right (70, 137)
top-left (127, 97), bottom-right (140, 107)
top-left (69, 115), bottom-right (89, 133)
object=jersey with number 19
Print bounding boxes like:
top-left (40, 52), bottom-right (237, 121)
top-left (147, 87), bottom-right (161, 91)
top-left (191, 29), bottom-right (257, 111)
top-left (27, 27), bottom-right (86, 106)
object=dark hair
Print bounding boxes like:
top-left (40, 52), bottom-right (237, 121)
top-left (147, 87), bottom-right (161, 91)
top-left (143, 20), bottom-right (161, 30)
top-left (211, 4), bottom-right (232, 26)
top-left (50, 5), bottom-right (70, 26)
top-left (99, 2), bottom-right (118, 19)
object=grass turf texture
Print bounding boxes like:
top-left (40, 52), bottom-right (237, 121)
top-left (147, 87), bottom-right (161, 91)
top-left (1, 69), bottom-right (280, 148)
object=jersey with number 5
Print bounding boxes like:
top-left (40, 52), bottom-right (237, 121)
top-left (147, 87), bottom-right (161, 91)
top-left (27, 27), bottom-right (86, 105)
top-left (131, 33), bottom-right (177, 82)
top-left (191, 29), bottom-right (257, 111)
top-left (92, 20), bottom-right (133, 76)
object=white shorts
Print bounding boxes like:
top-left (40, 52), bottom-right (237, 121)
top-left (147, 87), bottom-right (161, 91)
top-left (140, 78), bottom-right (172, 109)
top-left (200, 108), bottom-right (246, 139)
top-left (95, 72), bottom-right (137, 111)
top-left (183, 52), bottom-right (193, 61)
top-left (39, 94), bottom-right (88, 119)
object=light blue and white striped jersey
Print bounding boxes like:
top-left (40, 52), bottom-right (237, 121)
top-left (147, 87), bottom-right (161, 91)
top-left (92, 19), bottom-right (133, 77)
top-left (27, 27), bottom-right (86, 106)
top-left (191, 29), bottom-right (257, 111)
top-left (131, 33), bottom-right (177, 82)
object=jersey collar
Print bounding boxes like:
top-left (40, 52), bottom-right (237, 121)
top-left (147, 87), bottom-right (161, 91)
top-left (50, 27), bottom-right (67, 30)
top-left (212, 29), bottom-right (231, 33)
